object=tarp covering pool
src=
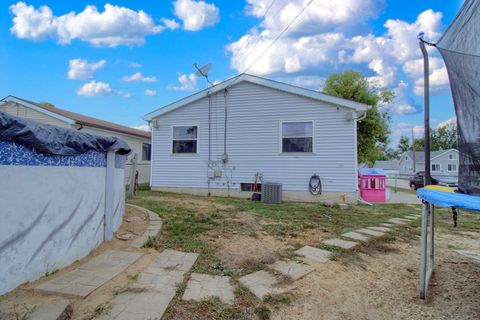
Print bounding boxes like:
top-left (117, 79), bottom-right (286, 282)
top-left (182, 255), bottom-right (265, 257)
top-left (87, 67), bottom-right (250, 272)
top-left (417, 188), bottom-right (480, 211)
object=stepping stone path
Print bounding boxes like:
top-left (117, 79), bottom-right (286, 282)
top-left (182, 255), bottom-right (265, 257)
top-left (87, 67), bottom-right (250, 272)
top-left (341, 231), bottom-right (369, 242)
top-left (239, 270), bottom-right (295, 299)
top-left (182, 273), bottom-right (235, 304)
top-left (357, 228), bottom-right (385, 237)
top-left (366, 226), bottom-right (391, 232)
top-left (127, 204), bottom-right (163, 248)
top-left (295, 246), bottom-right (332, 263)
top-left (322, 238), bottom-right (357, 249)
top-left (99, 249), bottom-right (198, 320)
top-left (404, 215), bottom-right (420, 220)
top-left (36, 250), bottom-right (143, 298)
top-left (268, 260), bottom-right (315, 280)
top-left (26, 298), bottom-right (71, 320)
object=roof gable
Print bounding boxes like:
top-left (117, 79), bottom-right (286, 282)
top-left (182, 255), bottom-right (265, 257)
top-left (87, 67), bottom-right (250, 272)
top-left (144, 73), bottom-right (369, 120)
top-left (2, 96), bottom-right (151, 140)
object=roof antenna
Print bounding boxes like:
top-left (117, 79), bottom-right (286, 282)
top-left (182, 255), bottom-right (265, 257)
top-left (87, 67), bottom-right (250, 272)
top-left (194, 62), bottom-right (213, 87)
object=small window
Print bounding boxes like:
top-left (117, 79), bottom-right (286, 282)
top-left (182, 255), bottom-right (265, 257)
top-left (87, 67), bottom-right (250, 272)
top-left (281, 121), bottom-right (313, 153)
top-left (448, 164), bottom-right (457, 172)
top-left (431, 164), bottom-right (441, 172)
top-left (142, 143), bottom-right (151, 161)
top-left (448, 153), bottom-right (457, 160)
top-left (172, 126), bottom-right (198, 154)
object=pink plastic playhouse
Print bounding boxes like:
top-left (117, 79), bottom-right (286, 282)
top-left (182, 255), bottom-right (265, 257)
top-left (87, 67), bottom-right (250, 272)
top-left (358, 168), bottom-right (386, 203)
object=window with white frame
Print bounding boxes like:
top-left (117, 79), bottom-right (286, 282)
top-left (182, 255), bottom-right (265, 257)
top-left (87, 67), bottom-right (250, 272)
top-left (281, 121), bottom-right (313, 153)
top-left (172, 126), bottom-right (198, 154)
top-left (448, 153), bottom-right (457, 160)
top-left (431, 164), bottom-right (441, 172)
top-left (448, 164), bottom-right (457, 172)
top-left (142, 143), bottom-right (151, 161)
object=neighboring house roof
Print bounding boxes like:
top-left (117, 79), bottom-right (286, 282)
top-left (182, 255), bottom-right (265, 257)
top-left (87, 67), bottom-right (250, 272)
top-left (1, 96), bottom-right (151, 139)
top-left (374, 160), bottom-right (400, 170)
top-left (404, 149), bottom-right (458, 163)
top-left (144, 73), bottom-right (370, 120)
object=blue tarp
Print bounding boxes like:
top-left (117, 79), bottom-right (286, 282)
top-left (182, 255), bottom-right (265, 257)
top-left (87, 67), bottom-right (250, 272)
top-left (0, 110), bottom-right (131, 155)
top-left (417, 188), bottom-right (480, 211)
top-left (358, 168), bottom-right (386, 176)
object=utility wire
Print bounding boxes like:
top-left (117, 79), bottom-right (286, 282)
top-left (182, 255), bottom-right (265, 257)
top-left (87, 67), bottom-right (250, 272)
top-left (227, 0), bottom-right (315, 89)
top-left (261, 0), bottom-right (277, 20)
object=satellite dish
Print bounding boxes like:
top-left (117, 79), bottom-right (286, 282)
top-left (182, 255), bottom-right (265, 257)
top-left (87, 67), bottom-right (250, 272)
top-left (194, 62), bottom-right (213, 86)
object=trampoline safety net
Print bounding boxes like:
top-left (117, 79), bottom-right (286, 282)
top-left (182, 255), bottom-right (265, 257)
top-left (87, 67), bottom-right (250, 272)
top-left (436, 0), bottom-right (480, 195)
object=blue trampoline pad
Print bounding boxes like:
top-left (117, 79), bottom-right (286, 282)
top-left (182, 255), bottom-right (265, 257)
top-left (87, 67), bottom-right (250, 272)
top-left (417, 188), bottom-right (480, 211)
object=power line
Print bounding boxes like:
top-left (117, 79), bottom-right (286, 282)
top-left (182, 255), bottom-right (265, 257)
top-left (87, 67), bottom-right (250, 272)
top-left (227, 0), bottom-right (315, 89)
top-left (261, 0), bottom-right (277, 20)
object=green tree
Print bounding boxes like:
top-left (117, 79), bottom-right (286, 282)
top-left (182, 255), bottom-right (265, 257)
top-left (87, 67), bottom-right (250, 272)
top-left (322, 70), bottom-right (393, 165)
top-left (431, 122), bottom-right (457, 150)
top-left (398, 135), bottom-right (411, 153)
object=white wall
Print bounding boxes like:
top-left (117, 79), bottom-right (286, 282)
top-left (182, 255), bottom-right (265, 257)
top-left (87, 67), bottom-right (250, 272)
top-left (0, 166), bottom-right (125, 295)
top-left (150, 81), bottom-right (357, 198)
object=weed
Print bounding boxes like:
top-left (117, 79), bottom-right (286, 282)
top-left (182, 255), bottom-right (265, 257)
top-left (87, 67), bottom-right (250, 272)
top-left (127, 273), bottom-right (139, 281)
top-left (175, 280), bottom-right (187, 296)
top-left (142, 236), bottom-right (160, 249)
top-left (263, 293), bottom-right (291, 306)
top-left (43, 264), bottom-right (58, 278)
top-left (94, 303), bottom-right (110, 316)
top-left (255, 305), bottom-right (271, 320)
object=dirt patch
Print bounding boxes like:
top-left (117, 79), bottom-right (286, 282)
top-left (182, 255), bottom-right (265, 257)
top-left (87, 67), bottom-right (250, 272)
top-left (271, 232), bottom-right (480, 320)
top-left (148, 196), bottom-right (234, 212)
top-left (0, 205), bottom-right (154, 320)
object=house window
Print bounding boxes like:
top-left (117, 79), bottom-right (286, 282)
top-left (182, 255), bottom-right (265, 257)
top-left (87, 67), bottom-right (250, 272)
top-left (172, 126), bottom-right (198, 154)
top-left (449, 153), bottom-right (457, 160)
top-left (142, 143), bottom-right (151, 161)
top-left (448, 164), bottom-right (457, 172)
top-left (281, 121), bottom-right (313, 153)
top-left (431, 164), bottom-right (441, 172)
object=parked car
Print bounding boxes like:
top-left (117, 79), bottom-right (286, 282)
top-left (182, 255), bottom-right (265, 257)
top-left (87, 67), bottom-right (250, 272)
top-left (409, 172), bottom-right (438, 190)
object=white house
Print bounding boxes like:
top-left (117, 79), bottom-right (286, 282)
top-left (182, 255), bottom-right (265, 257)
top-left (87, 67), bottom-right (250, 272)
top-left (0, 96), bottom-right (152, 183)
top-left (373, 160), bottom-right (400, 176)
top-left (398, 149), bottom-right (459, 177)
top-left (144, 74), bottom-right (369, 203)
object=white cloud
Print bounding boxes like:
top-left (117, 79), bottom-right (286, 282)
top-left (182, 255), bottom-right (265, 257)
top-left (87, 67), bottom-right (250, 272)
top-left (9, 2), bottom-right (163, 47)
top-left (133, 124), bottom-right (151, 131)
top-left (144, 89), bottom-right (157, 96)
top-left (437, 117), bottom-right (456, 128)
top-left (167, 73), bottom-right (197, 91)
top-left (122, 72), bottom-right (158, 82)
top-left (67, 58), bottom-right (106, 80)
top-left (228, 4), bottom-right (448, 98)
top-left (130, 62), bottom-right (142, 68)
top-left (389, 122), bottom-right (424, 147)
top-left (162, 18), bottom-right (180, 30)
top-left (380, 81), bottom-right (420, 115)
top-left (77, 80), bottom-right (112, 96)
top-left (275, 75), bottom-right (325, 90)
top-left (403, 57), bottom-right (449, 96)
top-left (173, 0), bottom-right (219, 31)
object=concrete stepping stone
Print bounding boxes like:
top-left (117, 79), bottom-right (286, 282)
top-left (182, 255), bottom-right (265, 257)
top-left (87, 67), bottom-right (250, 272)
top-left (454, 250), bottom-right (480, 264)
top-left (356, 228), bottom-right (385, 237)
top-left (239, 270), bottom-right (295, 300)
top-left (26, 298), bottom-right (71, 320)
top-left (403, 215), bottom-right (420, 220)
top-left (268, 260), bottom-right (315, 280)
top-left (366, 226), bottom-right (391, 232)
top-left (388, 218), bottom-right (407, 225)
top-left (100, 249), bottom-right (198, 320)
top-left (381, 223), bottom-right (394, 227)
top-left (182, 273), bottom-right (234, 304)
top-left (322, 238), bottom-right (357, 250)
top-left (294, 246), bottom-right (332, 263)
top-left (341, 231), bottom-right (369, 242)
top-left (36, 250), bottom-right (143, 298)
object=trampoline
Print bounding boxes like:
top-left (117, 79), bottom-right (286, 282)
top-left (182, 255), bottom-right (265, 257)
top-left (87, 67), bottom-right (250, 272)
top-left (417, 0), bottom-right (480, 299)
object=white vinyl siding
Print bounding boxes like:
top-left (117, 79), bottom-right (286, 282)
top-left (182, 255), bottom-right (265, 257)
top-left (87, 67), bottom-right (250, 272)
top-left (150, 81), bottom-right (357, 193)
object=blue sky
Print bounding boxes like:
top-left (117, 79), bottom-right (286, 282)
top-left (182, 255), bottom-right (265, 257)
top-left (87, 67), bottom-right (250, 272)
top-left (0, 1), bottom-right (464, 146)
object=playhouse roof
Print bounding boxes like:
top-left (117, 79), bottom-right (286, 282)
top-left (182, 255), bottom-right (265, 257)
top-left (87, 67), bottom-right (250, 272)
top-left (358, 168), bottom-right (386, 176)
